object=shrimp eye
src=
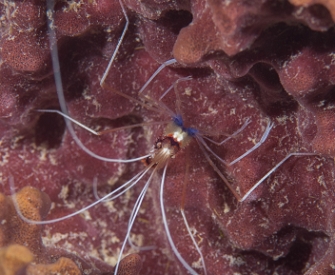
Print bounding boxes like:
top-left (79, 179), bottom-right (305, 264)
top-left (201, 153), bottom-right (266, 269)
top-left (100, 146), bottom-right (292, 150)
top-left (173, 115), bottom-right (184, 127)
top-left (186, 127), bottom-right (198, 137)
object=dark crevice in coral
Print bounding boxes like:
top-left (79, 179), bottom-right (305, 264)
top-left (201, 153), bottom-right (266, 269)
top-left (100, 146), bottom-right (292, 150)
top-left (56, 34), bottom-right (105, 101)
top-left (307, 28), bottom-right (335, 54)
top-left (239, 0), bottom-right (294, 38)
top-left (35, 109), bottom-right (66, 149)
top-left (53, 17), bottom-right (140, 101)
top-left (277, 229), bottom-right (328, 273)
top-left (249, 63), bottom-right (282, 92)
top-left (55, 22), bottom-right (141, 101)
top-left (173, 66), bottom-right (213, 80)
top-left (249, 62), bottom-right (298, 116)
top-left (263, 0), bottom-right (295, 15)
top-left (251, 23), bottom-right (312, 61)
top-left (53, 0), bottom-right (71, 12)
top-left (306, 85), bottom-right (335, 108)
top-left (277, 228), bottom-right (328, 273)
top-left (303, 4), bottom-right (334, 30)
top-left (238, 227), bottom-right (329, 274)
top-left (204, 51), bottom-right (229, 64)
top-left (157, 10), bottom-right (193, 35)
top-left (137, 9), bottom-right (193, 62)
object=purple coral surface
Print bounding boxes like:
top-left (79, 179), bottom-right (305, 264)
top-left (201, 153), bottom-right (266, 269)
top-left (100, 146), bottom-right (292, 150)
top-left (1, 0), bottom-right (335, 274)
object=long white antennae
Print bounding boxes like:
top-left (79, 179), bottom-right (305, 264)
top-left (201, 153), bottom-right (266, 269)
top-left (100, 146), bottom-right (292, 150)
top-left (202, 118), bottom-right (251, 145)
top-left (240, 152), bottom-right (317, 202)
top-left (92, 168), bottom-right (155, 246)
top-left (100, 0), bottom-right (129, 86)
top-left (10, 166), bottom-right (152, 225)
top-left (127, 175), bottom-right (156, 250)
top-left (95, 167), bottom-right (152, 203)
top-left (196, 137), bottom-right (242, 200)
top-left (138, 59), bottom-right (177, 94)
top-left (127, 233), bottom-right (156, 251)
top-left (46, 0), bottom-right (67, 116)
top-left (114, 166), bottom-right (158, 275)
top-left (38, 109), bottom-right (100, 135)
top-left (160, 163), bottom-right (199, 275)
top-left (37, 109), bottom-right (171, 137)
top-left (197, 120), bottom-right (274, 166)
top-left (46, 0), bottom-right (144, 163)
top-left (93, 167), bottom-right (156, 251)
top-left (159, 76), bottom-right (192, 101)
top-left (180, 209), bottom-right (207, 275)
top-left (229, 121), bottom-right (274, 166)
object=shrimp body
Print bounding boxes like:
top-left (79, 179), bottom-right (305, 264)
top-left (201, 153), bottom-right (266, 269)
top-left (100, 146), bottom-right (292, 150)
top-left (145, 116), bottom-right (198, 168)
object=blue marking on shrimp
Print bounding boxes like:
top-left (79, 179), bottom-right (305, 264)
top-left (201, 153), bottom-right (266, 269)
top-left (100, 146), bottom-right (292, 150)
top-left (172, 115), bottom-right (199, 137)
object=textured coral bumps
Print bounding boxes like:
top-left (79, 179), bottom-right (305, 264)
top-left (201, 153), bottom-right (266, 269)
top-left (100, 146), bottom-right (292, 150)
top-left (0, 188), bottom-right (81, 275)
top-left (1, 0), bottom-right (335, 274)
top-left (0, 187), bottom-right (142, 274)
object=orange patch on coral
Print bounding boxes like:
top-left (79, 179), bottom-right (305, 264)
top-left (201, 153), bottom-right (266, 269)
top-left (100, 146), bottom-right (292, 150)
top-left (26, 257), bottom-right (81, 275)
top-left (116, 254), bottom-right (142, 275)
top-left (0, 188), bottom-right (83, 274)
top-left (0, 244), bottom-right (34, 275)
top-left (2, 187), bottom-right (51, 258)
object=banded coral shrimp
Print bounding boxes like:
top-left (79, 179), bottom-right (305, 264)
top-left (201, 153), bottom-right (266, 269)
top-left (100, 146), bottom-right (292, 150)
top-left (3, 0), bottom-right (328, 275)
top-left (8, 52), bottom-right (275, 274)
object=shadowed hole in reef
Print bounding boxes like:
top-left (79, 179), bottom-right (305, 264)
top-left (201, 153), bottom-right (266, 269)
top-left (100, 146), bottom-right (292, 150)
top-left (35, 110), bottom-right (66, 149)
top-left (307, 84), bottom-right (335, 108)
top-left (34, 111), bottom-right (145, 150)
top-left (280, 228), bottom-right (328, 273)
top-left (271, 226), bottom-right (329, 273)
top-left (238, 226), bottom-right (329, 273)
top-left (283, 238), bottom-right (313, 272)
top-left (249, 62), bottom-right (298, 116)
top-left (157, 9), bottom-right (193, 34)
top-left (306, 4), bottom-right (333, 28)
